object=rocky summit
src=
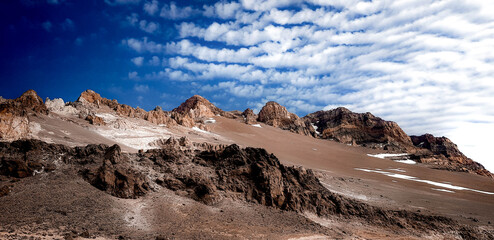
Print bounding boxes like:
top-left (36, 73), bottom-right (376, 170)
top-left (303, 107), bottom-right (413, 151)
top-left (257, 101), bottom-right (315, 136)
top-left (0, 89), bottom-right (493, 239)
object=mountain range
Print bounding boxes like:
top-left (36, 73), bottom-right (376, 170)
top-left (1, 90), bottom-right (493, 239)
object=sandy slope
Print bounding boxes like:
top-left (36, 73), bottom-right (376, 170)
top-left (211, 116), bottom-right (494, 226)
top-left (4, 111), bottom-right (492, 239)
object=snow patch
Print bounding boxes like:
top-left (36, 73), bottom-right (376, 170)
top-left (311, 123), bottom-right (320, 135)
top-left (204, 118), bottom-right (216, 123)
top-left (251, 124), bottom-right (262, 128)
top-left (192, 126), bottom-right (209, 134)
top-left (394, 159), bottom-right (416, 165)
top-left (355, 168), bottom-right (494, 195)
top-left (432, 188), bottom-right (455, 193)
top-left (367, 153), bottom-right (408, 159)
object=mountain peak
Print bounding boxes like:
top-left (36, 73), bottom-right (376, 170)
top-left (172, 95), bottom-right (222, 118)
top-left (77, 89), bottom-right (103, 104)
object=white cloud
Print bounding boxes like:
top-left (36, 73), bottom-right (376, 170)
top-left (131, 56), bottom-right (144, 66)
top-left (148, 56), bottom-right (161, 66)
top-left (203, 1), bottom-right (242, 19)
top-left (139, 20), bottom-right (159, 33)
top-left (134, 84), bottom-right (149, 93)
top-left (126, 13), bottom-right (139, 26)
top-left (122, 37), bottom-right (164, 53)
top-left (128, 71), bottom-right (139, 80)
top-left (160, 2), bottom-right (199, 20)
top-left (143, 0), bottom-right (159, 16)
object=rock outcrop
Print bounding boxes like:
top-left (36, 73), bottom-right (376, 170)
top-left (0, 90), bottom-right (48, 140)
top-left (257, 101), bottom-right (314, 136)
top-left (304, 108), bottom-right (413, 151)
top-left (410, 134), bottom-right (492, 177)
top-left (85, 114), bottom-right (106, 126)
top-left (171, 95), bottom-right (223, 128)
top-left (242, 108), bottom-right (257, 124)
top-left (75, 90), bottom-right (176, 127)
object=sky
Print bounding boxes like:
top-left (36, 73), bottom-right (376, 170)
top-left (1, 0), bottom-right (494, 171)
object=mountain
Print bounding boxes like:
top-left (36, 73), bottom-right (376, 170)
top-left (257, 101), bottom-right (315, 136)
top-left (303, 107), bottom-right (413, 151)
top-left (411, 134), bottom-right (492, 177)
top-left (1, 89), bottom-right (493, 239)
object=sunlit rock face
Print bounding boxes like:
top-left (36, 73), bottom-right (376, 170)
top-left (257, 101), bottom-right (315, 136)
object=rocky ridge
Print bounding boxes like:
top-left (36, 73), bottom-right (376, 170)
top-left (411, 134), bottom-right (493, 177)
top-left (303, 107), bottom-right (413, 151)
top-left (257, 101), bottom-right (315, 136)
top-left (1, 89), bottom-right (491, 178)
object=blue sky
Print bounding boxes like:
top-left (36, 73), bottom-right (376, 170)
top-left (1, 0), bottom-right (494, 171)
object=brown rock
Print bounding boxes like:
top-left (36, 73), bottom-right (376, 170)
top-left (257, 101), bottom-right (314, 136)
top-left (304, 108), bottom-right (413, 151)
top-left (242, 108), bottom-right (257, 124)
top-left (144, 106), bottom-right (176, 126)
top-left (410, 134), bottom-right (492, 177)
top-left (15, 90), bottom-right (48, 114)
top-left (0, 90), bottom-right (47, 140)
top-left (84, 161), bottom-right (150, 199)
top-left (85, 114), bottom-right (105, 126)
top-left (172, 95), bottom-right (223, 123)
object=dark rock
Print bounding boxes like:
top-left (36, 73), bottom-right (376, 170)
top-left (411, 134), bottom-right (492, 178)
top-left (303, 108), bottom-right (413, 151)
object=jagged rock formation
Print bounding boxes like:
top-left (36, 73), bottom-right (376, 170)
top-left (0, 90), bottom-right (48, 140)
top-left (242, 108), bottom-right (258, 124)
top-left (0, 139), bottom-right (490, 238)
top-left (410, 134), bottom-right (492, 177)
top-left (170, 95), bottom-right (224, 128)
top-left (76, 90), bottom-right (176, 127)
top-left (257, 101), bottom-right (314, 136)
top-left (304, 108), bottom-right (413, 151)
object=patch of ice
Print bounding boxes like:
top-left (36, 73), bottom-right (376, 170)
top-left (192, 126), bottom-right (209, 134)
top-left (432, 188), bottom-right (455, 193)
top-left (204, 118), bottom-right (216, 123)
top-left (367, 153), bottom-right (408, 159)
top-left (312, 148), bottom-right (317, 151)
top-left (355, 168), bottom-right (494, 195)
top-left (388, 168), bottom-right (406, 173)
top-left (394, 159), bottom-right (416, 165)
top-left (251, 124), bottom-right (262, 128)
top-left (310, 123), bottom-right (320, 135)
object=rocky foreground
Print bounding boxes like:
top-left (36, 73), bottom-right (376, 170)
top-left (1, 139), bottom-right (492, 239)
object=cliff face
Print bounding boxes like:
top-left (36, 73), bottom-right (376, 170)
top-left (257, 101), bottom-right (314, 136)
top-left (303, 108), bottom-right (413, 151)
top-left (410, 134), bottom-right (493, 177)
top-left (0, 90), bottom-right (48, 140)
